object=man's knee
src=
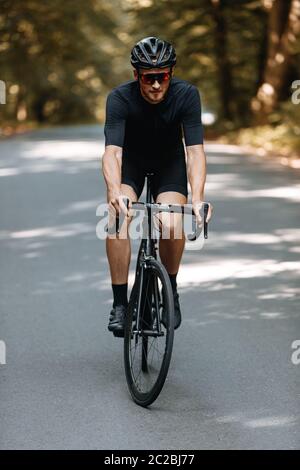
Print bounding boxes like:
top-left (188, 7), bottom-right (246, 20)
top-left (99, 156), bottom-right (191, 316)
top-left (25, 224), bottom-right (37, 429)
top-left (155, 191), bottom-right (187, 240)
top-left (159, 213), bottom-right (184, 240)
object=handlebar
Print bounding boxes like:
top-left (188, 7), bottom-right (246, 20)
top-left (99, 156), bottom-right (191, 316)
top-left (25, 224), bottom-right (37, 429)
top-left (130, 201), bottom-right (209, 240)
top-left (106, 200), bottom-right (210, 240)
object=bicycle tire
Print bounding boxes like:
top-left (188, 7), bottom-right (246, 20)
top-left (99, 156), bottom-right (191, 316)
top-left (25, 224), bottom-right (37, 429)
top-left (124, 258), bottom-right (175, 407)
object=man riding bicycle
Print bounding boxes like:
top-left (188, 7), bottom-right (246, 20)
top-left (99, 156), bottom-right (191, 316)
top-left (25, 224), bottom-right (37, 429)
top-left (102, 36), bottom-right (213, 337)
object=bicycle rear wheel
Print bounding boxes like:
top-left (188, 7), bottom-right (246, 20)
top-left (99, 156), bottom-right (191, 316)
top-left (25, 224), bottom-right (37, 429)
top-left (124, 258), bottom-right (174, 407)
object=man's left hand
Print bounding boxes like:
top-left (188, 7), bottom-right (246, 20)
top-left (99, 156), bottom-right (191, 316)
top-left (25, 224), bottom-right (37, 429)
top-left (192, 200), bottom-right (214, 226)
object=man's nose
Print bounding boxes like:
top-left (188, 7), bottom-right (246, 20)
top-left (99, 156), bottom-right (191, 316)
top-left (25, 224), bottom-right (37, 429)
top-left (152, 80), bottom-right (160, 89)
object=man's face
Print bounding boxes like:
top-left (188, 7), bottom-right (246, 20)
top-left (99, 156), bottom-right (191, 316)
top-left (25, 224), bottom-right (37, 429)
top-left (134, 67), bottom-right (173, 104)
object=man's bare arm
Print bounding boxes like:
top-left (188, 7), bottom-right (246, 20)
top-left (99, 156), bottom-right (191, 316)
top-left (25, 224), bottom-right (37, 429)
top-left (186, 144), bottom-right (213, 222)
top-left (102, 145), bottom-right (123, 196)
top-left (102, 145), bottom-right (129, 215)
top-left (186, 144), bottom-right (206, 202)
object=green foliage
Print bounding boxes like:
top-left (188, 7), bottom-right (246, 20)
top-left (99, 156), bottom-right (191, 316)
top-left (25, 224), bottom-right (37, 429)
top-left (125, 0), bottom-right (269, 124)
top-left (0, 0), bottom-right (299, 159)
top-left (0, 0), bottom-right (126, 124)
top-left (223, 98), bottom-right (300, 157)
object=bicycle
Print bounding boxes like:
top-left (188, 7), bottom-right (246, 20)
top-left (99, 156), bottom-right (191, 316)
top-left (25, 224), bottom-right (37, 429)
top-left (111, 172), bottom-right (209, 407)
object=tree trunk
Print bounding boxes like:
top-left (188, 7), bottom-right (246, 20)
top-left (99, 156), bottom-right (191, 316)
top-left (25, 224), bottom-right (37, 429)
top-left (251, 0), bottom-right (300, 124)
top-left (210, 0), bottom-right (235, 122)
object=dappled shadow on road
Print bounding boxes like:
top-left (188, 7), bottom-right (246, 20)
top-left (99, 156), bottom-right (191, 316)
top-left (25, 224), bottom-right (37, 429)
top-left (1, 130), bottom-right (300, 449)
top-left (0, 135), bottom-right (299, 321)
top-left (179, 255), bottom-right (300, 325)
top-left (0, 140), bottom-right (102, 177)
top-left (0, 125), bottom-right (104, 177)
top-left (179, 144), bottom-right (300, 326)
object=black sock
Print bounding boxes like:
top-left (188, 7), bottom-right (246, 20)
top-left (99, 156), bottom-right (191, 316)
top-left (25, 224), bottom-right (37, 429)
top-left (168, 273), bottom-right (177, 293)
top-left (112, 283), bottom-right (128, 308)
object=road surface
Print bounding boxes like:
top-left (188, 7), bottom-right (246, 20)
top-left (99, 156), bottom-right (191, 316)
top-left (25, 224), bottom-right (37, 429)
top-left (0, 125), bottom-right (299, 449)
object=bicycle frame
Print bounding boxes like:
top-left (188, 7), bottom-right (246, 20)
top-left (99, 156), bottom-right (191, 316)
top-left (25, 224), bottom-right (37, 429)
top-left (133, 173), bottom-right (162, 336)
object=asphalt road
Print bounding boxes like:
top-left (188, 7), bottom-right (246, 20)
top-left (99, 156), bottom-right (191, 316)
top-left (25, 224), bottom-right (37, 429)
top-left (0, 125), bottom-right (299, 449)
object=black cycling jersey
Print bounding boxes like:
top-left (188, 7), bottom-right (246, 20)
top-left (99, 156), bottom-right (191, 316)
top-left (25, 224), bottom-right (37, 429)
top-left (104, 77), bottom-right (203, 170)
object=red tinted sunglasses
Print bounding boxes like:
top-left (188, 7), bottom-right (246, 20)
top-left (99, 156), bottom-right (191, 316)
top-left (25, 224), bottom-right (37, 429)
top-left (139, 71), bottom-right (171, 85)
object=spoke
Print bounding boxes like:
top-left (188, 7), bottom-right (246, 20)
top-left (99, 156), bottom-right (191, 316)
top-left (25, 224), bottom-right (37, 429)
top-left (148, 339), bottom-right (158, 369)
top-left (131, 352), bottom-right (142, 385)
top-left (130, 339), bottom-right (147, 390)
top-left (130, 339), bottom-right (139, 367)
top-left (147, 337), bottom-right (164, 359)
top-left (134, 357), bottom-right (144, 384)
top-left (130, 337), bottom-right (143, 375)
top-left (142, 276), bottom-right (153, 325)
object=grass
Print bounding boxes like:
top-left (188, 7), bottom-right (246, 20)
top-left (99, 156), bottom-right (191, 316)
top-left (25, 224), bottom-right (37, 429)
top-left (219, 122), bottom-right (300, 169)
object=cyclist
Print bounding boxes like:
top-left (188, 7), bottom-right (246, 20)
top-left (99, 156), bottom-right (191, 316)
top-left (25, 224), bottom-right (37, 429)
top-left (102, 36), bottom-right (213, 337)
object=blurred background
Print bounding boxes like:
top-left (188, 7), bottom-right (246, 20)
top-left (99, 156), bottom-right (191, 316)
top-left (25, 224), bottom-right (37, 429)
top-left (0, 0), bottom-right (300, 161)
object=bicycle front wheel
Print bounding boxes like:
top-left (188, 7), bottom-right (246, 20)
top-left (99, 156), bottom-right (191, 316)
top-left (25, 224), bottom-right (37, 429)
top-left (124, 258), bottom-right (175, 407)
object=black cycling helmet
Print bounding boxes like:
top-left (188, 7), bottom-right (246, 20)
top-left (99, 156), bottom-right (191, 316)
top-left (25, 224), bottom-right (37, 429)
top-left (130, 37), bottom-right (176, 70)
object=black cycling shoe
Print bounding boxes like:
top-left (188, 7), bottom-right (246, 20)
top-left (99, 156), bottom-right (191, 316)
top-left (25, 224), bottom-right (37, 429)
top-left (108, 304), bottom-right (127, 338)
top-left (161, 291), bottom-right (182, 330)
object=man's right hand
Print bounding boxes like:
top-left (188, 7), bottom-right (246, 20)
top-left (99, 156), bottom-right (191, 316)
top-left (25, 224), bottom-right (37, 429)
top-left (108, 192), bottom-right (131, 218)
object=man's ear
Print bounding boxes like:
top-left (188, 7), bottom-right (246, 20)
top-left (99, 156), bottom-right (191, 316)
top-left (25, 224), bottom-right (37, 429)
top-left (171, 66), bottom-right (175, 76)
top-left (133, 69), bottom-right (138, 80)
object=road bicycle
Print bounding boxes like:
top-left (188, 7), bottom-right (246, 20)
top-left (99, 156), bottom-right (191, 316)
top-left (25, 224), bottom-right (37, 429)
top-left (112, 173), bottom-right (209, 407)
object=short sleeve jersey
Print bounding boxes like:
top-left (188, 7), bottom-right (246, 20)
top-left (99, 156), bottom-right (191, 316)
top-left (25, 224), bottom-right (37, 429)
top-left (104, 77), bottom-right (203, 167)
